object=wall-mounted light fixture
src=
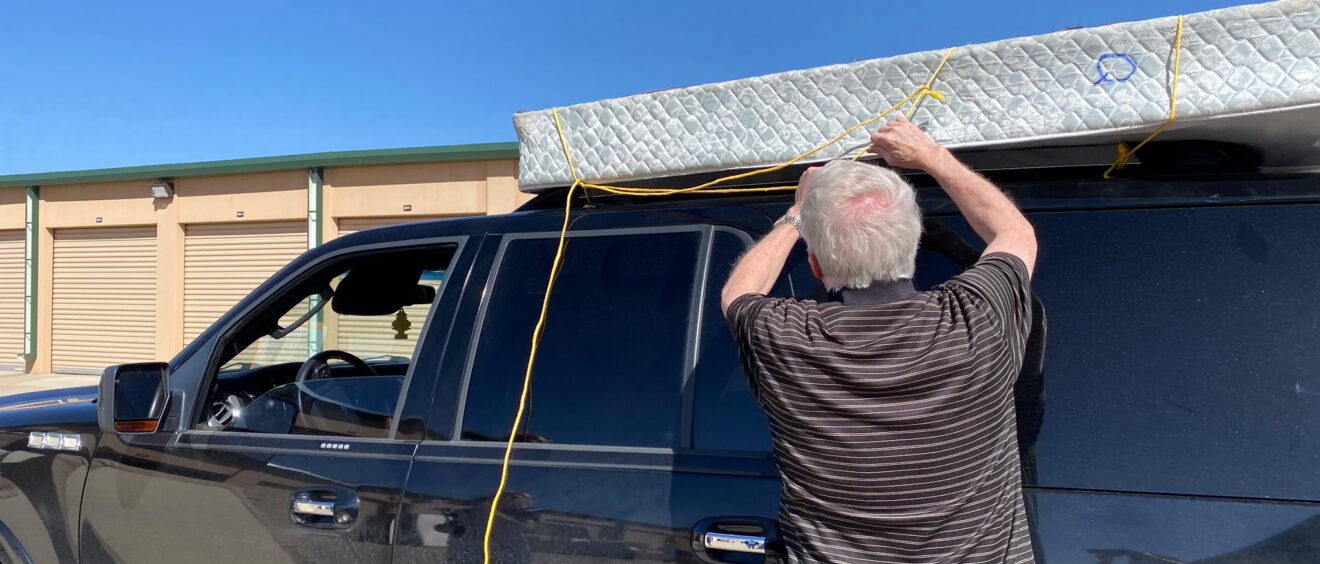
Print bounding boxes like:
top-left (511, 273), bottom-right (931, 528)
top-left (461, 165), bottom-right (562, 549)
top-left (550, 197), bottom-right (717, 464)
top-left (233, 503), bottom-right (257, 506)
top-left (150, 181), bottom-right (174, 199)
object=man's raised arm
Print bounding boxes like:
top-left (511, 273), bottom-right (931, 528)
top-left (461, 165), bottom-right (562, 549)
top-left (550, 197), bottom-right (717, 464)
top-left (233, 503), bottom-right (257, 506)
top-left (720, 167), bottom-right (815, 315)
top-left (869, 116), bottom-right (1037, 276)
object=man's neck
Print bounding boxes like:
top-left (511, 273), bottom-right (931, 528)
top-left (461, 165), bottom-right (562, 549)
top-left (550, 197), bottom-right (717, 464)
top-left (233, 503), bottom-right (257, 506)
top-left (829, 279), bottom-right (918, 306)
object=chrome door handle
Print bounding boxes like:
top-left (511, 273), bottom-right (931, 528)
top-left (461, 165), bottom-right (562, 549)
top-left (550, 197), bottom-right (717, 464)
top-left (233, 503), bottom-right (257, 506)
top-left (703, 532), bottom-right (766, 554)
top-left (291, 499), bottom-right (335, 517)
top-left (290, 487), bottom-right (359, 528)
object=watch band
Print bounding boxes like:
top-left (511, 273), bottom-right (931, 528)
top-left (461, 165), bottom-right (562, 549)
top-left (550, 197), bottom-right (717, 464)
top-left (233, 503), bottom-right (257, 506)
top-left (774, 214), bottom-right (802, 234)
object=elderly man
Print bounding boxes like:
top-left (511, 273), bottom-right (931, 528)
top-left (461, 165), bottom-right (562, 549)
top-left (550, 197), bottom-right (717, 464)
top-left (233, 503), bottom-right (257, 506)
top-left (721, 115), bottom-right (1037, 563)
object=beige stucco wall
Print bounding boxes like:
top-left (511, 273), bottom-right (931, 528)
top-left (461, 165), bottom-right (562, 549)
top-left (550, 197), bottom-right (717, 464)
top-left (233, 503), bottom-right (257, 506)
top-left (327, 161), bottom-right (487, 216)
top-left (321, 158), bottom-right (528, 240)
top-left (484, 160), bottom-right (529, 216)
top-left (24, 158), bottom-right (528, 373)
top-left (41, 181), bottom-right (158, 229)
top-left (0, 187), bottom-right (25, 230)
top-left (175, 170), bottom-right (308, 225)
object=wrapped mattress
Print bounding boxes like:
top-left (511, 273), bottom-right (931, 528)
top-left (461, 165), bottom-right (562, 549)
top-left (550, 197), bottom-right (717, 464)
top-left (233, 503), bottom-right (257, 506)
top-left (514, 0), bottom-right (1320, 192)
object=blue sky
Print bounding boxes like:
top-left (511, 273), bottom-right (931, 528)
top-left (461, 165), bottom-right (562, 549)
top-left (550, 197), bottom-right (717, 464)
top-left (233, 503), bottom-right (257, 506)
top-left (0, 0), bottom-right (1246, 175)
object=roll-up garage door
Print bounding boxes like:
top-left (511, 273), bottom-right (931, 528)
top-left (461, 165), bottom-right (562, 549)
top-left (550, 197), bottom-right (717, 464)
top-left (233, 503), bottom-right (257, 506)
top-left (334, 217), bottom-right (442, 358)
top-left (183, 222), bottom-right (307, 355)
top-left (0, 230), bottom-right (24, 368)
top-left (51, 226), bottom-right (157, 373)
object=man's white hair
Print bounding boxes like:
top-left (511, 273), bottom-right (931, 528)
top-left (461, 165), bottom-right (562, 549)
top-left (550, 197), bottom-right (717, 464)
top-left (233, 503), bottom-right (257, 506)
top-left (799, 160), bottom-right (922, 290)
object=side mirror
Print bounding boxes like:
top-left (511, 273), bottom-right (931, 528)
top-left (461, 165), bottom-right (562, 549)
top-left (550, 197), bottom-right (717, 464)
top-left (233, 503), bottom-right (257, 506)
top-left (98, 362), bottom-right (169, 434)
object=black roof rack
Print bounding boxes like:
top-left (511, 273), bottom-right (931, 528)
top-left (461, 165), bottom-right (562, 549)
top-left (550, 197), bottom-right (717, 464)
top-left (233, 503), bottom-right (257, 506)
top-left (517, 140), bottom-right (1265, 212)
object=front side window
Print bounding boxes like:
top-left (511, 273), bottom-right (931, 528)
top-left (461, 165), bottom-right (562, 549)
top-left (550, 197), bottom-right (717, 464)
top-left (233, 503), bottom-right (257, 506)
top-left (461, 230), bottom-right (701, 448)
top-left (198, 246), bottom-right (455, 438)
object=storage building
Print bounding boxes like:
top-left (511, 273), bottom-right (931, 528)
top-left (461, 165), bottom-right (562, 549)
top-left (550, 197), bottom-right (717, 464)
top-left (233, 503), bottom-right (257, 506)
top-left (0, 142), bottom-right (526, 374)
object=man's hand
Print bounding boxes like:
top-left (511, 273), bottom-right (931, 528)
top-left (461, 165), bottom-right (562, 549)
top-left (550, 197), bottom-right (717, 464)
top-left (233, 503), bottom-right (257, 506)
top-left (789, 166), bottom-right (818, 217)
top-left (868, 116), bottom-right (951, 172)
top-left (870, 117), bottom-right (1037, 276)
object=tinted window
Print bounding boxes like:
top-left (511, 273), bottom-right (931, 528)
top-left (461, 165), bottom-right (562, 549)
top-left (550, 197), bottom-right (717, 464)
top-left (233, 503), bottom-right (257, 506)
top-left (199, 247), bottom-right (455, 438)
top-left (913, 249), bottom-right (965, 290)
top-left (693, 231), bottom-right (969, 453)
top-left (462, 231), bottom-right (700, 448)
top-left (1028, 204), bottom-right (1320, 500)
top-left (693, 231), bottom-right (772, 452)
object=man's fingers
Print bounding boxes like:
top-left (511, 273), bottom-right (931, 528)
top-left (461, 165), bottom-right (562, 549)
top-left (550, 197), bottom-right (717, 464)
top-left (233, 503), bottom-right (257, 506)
top-left (870, 123), bottom-right (907, 155)
top-left (874, 147), bottom-right (895, 164)
top-left (801, 165), bottom-right (820, 183)
top-left (798, 166), bottom-right (820, 189)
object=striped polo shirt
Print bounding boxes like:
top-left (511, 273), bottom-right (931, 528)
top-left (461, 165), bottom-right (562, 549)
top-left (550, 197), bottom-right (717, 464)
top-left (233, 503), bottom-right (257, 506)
top-left (726, 253), bottom-right (1035, 563)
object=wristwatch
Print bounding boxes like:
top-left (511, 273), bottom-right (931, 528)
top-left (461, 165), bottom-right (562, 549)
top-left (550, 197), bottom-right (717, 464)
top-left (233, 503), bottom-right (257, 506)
top-left (774, 213), bottom-right (802, 235)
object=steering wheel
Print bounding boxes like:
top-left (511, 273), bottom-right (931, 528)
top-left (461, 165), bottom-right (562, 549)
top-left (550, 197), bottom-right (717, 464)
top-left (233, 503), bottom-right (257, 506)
top-left (295, 350), bottom-right (378, 383)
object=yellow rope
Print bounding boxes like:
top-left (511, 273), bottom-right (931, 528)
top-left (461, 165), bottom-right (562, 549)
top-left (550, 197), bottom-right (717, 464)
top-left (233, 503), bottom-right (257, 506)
top-left (480, 178), bottom-right (578, 559)
top-left (1104, 14), bottom-right (1184, 179)
top-left (571, 47), bottom-right (956, 197)
top-left (852, 48), bottom-right (954, 161)
top-left (481, 49), bottom-right (957, 564)
top-left (482, 15), bottom-right (1188, 554)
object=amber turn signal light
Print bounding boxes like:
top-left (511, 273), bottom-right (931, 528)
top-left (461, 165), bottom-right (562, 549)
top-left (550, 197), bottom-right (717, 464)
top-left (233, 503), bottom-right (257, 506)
top-left (114, 420), bottom-right (159, 433)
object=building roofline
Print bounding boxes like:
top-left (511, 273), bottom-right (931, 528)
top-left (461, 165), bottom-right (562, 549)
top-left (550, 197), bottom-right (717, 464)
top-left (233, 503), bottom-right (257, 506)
top-left (0, 141), bottom-right (520, 188)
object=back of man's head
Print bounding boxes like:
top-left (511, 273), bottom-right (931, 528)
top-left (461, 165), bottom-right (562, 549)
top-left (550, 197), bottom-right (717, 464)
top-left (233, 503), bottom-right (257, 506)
top-left (800, 160), bottom-right (923, 290)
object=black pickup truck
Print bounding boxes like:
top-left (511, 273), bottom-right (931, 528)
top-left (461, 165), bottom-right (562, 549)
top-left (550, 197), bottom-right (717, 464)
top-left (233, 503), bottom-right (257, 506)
top-left (2, 147), bottom-right (1319, 563)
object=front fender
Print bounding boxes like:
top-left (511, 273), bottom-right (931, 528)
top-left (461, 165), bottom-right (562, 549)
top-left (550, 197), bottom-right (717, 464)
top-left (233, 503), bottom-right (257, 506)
top-left (0, 390), bottom-right (99, 563)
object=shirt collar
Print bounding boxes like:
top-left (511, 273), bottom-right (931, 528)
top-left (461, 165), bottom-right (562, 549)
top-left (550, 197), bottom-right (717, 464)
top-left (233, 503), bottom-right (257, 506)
top-left (828, 278), bottom-right (918, 306)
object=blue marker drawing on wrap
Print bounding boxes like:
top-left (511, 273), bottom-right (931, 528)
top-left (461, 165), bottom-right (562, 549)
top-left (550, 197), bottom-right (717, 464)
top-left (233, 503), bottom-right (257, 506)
top-left (1094, 53), bottom-right (1137, 85)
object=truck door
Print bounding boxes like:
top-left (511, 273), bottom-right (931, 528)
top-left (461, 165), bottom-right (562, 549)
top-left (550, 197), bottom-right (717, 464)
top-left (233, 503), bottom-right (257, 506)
top-left (79, 236), bottom-right (479, 563)
top-left (393, 225), bottom-right (789, 564)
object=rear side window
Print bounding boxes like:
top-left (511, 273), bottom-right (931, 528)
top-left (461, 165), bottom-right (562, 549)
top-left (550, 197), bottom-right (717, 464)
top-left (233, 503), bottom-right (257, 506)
top-left (693, 231), bottom-right (773, 452)
top-left (693, 231), bottom-right (970, 453)
top-left (1028, 204), bottom-right (1320, 500)
top-left (461, 230), bottom-right (701, 448)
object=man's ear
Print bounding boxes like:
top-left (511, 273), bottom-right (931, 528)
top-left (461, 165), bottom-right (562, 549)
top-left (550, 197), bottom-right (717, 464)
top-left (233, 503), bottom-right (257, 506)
top-left (808, 251), bottom-right (824, 280)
